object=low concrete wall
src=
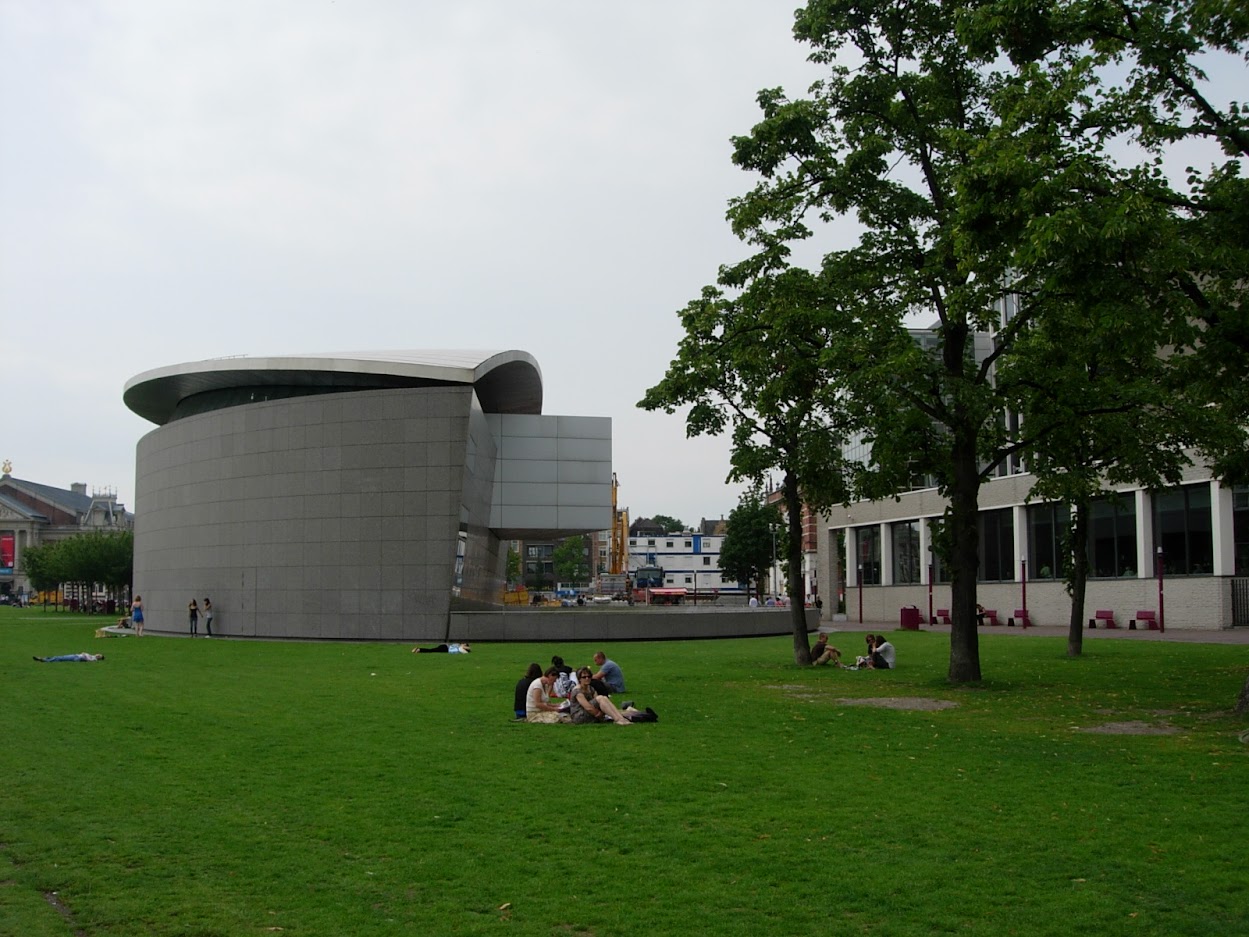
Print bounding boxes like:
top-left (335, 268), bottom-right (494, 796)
top-left (450, 606), bottom-right (820, 642)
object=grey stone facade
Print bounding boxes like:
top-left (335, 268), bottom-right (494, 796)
top-left (127, 351), bottom-right (612, 640)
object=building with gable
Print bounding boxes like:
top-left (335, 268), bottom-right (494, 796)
top-left (0, 464), bottom-right (132, 599)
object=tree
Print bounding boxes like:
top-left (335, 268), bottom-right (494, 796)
top-left (718, 494), bottom-right (783, 605)
top-left (505, 547), bottom-right (521, 585)
top-left (551, 536), bottom-right (590, 586)
top-left (723, 0), bottom-right (1064, 680)
top-left (19, 542), bottom-right (64, 606)
top-left (699, 0), bottom-right (1244, 681)
top-left (18, 531), bottom-right (133, 608)
top-left (641, 264), bottom-right (857, 664)
top-left (650, 515), bottom-right (687, 534)
top-left (1001, 292), bottom-right (1204, 656)
top-left (958, 0), bottom-right (1248, 673)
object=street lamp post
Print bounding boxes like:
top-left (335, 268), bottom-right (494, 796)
top-left (770, 529), bottom-right (778, 601)
top-left (928, 561), bottom-right (934, 627)
top-left (1157, 546), bottom-right (1166, 633)
top-left (1020, 558), bottom-right (1028, 629)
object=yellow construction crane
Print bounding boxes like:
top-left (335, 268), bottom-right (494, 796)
top-left (609, 472), bottom-right (629, 575)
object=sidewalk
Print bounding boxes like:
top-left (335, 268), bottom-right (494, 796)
top-left (822, 621), bottom-right (1249, 645)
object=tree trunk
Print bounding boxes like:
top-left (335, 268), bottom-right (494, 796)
top-left (1066, 501), bottom-right (1089, 657)
top-left (947, 430), bottom-right (983, 682)
top-left (783, 472), bottom-right (812, 665)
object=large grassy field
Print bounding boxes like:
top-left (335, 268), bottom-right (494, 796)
top-left (3, 607), bottom-right (1248, 936)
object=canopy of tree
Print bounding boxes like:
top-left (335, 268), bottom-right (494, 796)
top-left (643, 0), bottom-right (1247, 679)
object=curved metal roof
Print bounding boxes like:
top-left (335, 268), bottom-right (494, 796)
top-left (123, 350), bottom-right (544, 425)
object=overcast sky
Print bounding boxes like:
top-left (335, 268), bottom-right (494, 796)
top-left (1, 1), bottom-right (835, 527)
top-left (1, 4), bottom-right (1241, 529)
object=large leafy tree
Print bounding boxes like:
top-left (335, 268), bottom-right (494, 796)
top-left (650, 515), bottom-right (687, 534)
top-left (682, 0), bottom-right (1241, 682)
top-left (960, 0), bottom-right (1249, 475)
top-left (20, 531), bottom-right (133, 606)
top-left (960, 1), bottom-right (1248, 681)
top-left (723, 0), bottom-right (1056, 680)
top-left (551, 536), bottom-right (590, 586)
top-left (718, 493), bottom-right (783, 604)
top-left (641, 264), bottom-right (856, 664)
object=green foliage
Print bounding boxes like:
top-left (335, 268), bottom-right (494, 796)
top-left (2, 608), bottom-right (1248, 935)
top-left (551, 535), bottom-right (590, 585)
top-left (19, 531), bottom-right (133, 594)
top-left (648, 0), bottom-right (1246, 680)
top-left (718, 493), bottom-right (781, 597)
top-left (505, 547), bottom-right (521, 585)
top-left (649, 514), bottom-right (687, 534)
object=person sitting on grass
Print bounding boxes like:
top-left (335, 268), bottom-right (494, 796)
top-left (811, 633), bottom-right (841, 666)
top-left (590, 651), bottom-right (625, 696)
top-left (870, 635), bottom-right (896, 670)
top-left (34, 653), bottom-right (104, 662)
top-left (514, 662), bottom-right (542, 720)
top-left (526, 667), bottom-right (571, 724)
top-left (568, 667), bottom-right (633, 726)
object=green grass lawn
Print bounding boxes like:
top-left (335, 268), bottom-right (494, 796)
top-left (3, 606), bottom-right (1248, 936)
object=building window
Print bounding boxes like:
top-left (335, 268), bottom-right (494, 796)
top-left (1153, 484), bottom-right (1213, 575)
top-left (891, 520), bottom-right (920, 584)
top-left (854, 526), bottom-right (881, 585)
top-left (978, 509), bottom-right (1014, 582)
top-left (684, 576), bottom-right (692, 584)
top-left (647, 539), bottom-right (655, 546)
top-left (684, 540), bottom-right (691, 547)
top-left (1090, 496), bottom-right (1137, 577)
top-left (703, 556), bottom-right (711, 566)
top-left (1028, 503), bottom-right (1068, 580)
top-left (666, 541), bottom-right (673, 548)
top-left (629, 539), bottom-right (636, 546)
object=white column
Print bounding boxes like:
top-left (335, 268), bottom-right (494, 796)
top-left (1136, 489), bottom-right (1153, 579)
top-left (1012, 504), bottom-right (1028, 582)
top-left (1211, 480), bottom-right (1233, 577)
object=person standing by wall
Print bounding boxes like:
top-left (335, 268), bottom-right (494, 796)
top-left (188, 598), bottom-right (199, 637)
top-left (131, 595), bottom-right (144, 637)
top-left (203, 597), bottom-right (214, 637)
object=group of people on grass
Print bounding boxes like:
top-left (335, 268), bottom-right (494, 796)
top-left (108, 595), bottom-right (214, 637)
top-left (810, 632), bottom-right (896, 670)
top-left (515, 652), bottom-right (654, 725)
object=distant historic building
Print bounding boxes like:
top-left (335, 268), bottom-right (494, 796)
top-left (0, 462), bottom-right (132, 598)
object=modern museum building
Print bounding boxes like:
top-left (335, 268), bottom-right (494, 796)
top-left (123, 350), bottom-right (612, 641)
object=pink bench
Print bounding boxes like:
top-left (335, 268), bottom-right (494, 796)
top-left (1007, 608), bottom-right (1030, 628)
top-left (934, 608), bottom-right (951, 625)
top-left (1088, 609), bottom-right (1117, 629)
top-left (1130, 610), bottom-right (1159, 630)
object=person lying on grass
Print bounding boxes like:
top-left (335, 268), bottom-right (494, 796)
top-left (34, 653), bottom-right (105, 662)
top-left (411, 641), bottom-right (471, 654)
top-left (568, 667), bottom-right (633, 725)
